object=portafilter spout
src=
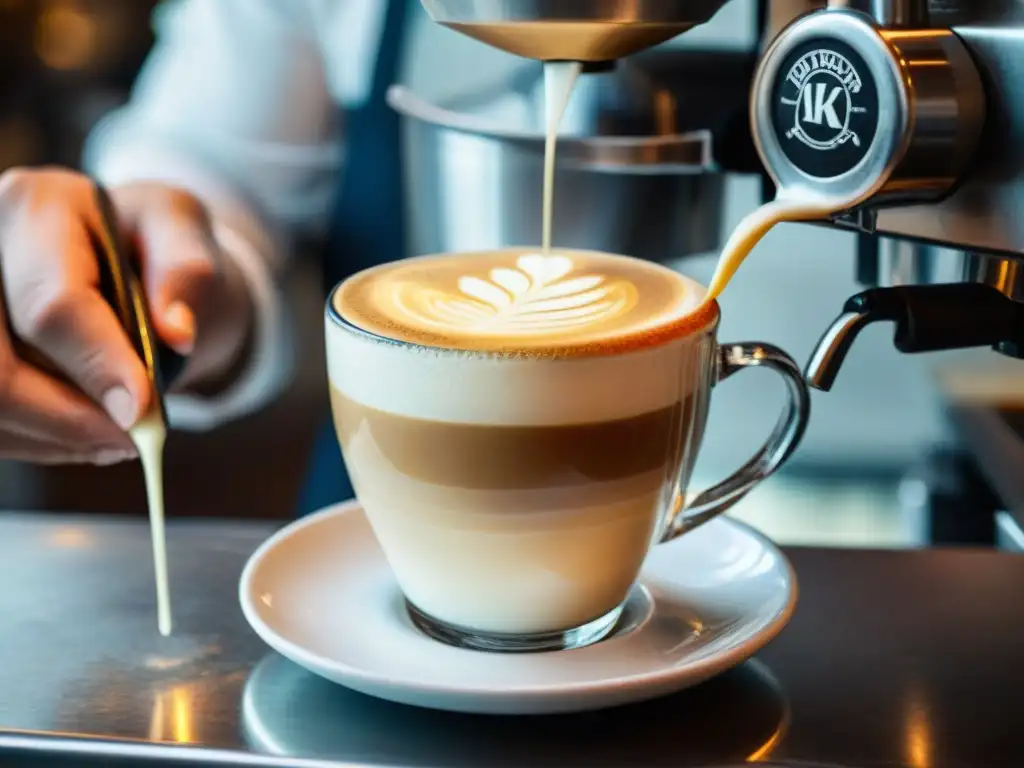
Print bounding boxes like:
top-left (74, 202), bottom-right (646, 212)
top-left (419, 0), bottom-right (732, 62)
top-left (806, 284), bottom-right (1024, 392)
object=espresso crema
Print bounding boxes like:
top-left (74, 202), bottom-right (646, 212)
top-left (334, 249), bottom-right (717, 356)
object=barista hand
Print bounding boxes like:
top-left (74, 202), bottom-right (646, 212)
top-left (0, 168), bottom-right (254, 465)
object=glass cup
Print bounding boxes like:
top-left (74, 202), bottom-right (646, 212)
top-left (326, 249), bottom-right (810, 653)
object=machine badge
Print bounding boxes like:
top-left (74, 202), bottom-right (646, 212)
top-left (771, 39), bottom-right (879, 178)
top-left (781, 49), bottom-right (866, 151)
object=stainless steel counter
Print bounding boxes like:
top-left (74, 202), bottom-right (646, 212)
top-left (2, 511), bottom-right (1024, 768)
top-left (0, 513), bottom-right (274, 764)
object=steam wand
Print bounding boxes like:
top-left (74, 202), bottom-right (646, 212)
top-left (805, 284), bottom-right (1024, 391)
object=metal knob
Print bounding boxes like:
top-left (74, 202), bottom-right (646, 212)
top-left (750, 8), bottom-right (986, 211)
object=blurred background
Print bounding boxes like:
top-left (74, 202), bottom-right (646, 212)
top-left (0, 0), bottom-right (1015, 548)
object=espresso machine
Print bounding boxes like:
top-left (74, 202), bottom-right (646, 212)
top-left (416, 0), bottom-right (1024, 545)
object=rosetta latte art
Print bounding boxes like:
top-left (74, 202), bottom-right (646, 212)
top-left (336, 248), bottom-right (709, 354)
top-left (392, 254), bottom-right (638, 336)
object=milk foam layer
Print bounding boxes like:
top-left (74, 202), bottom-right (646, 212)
top-left (334, 249), bottom-right (713, 356)
top-left (328, 313), bottom-right (715, 426)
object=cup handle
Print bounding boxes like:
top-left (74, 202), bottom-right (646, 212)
top-left (661, 342), bottom-right (811, 543)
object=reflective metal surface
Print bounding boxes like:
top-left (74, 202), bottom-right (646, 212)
top-left (829, 0), bottom-right (929, 26)
top-left (241, 653), bottom-right (789, 765)
top-left (965, 253), bottom-right (1024, 303)
top-left (417, 1), bottom-right (1024, 259)
top-left (877, 240), bottom-right (941, 287)
top-left (847, 242), bottom-right (1024, 366)
top-left (449, 0), bottom-right (1024, 258)
top-left (751, 9), bottom-right (985, 210)
top-left (761, 1), bottom-right (1024, 257)
top-left (0, 514), bottom-right (271, 748)
top-left (2, 512), bottom-right (1024, 766)
top-left (390, 58), bottom-right (730, 262)
top-left (856, 238), bottom-right (973, 287)
top-left (418, 0), bottom-right (731, 61)
top-left (805, 311), bottom-right (871, 391)
top-left (388, 76), bottom-right (714, 171)
top-left (747, 1), bottom-right (1024, 374)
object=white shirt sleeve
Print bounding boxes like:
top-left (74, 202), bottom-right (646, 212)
top-left (83, 0), bottom-right (387, 431)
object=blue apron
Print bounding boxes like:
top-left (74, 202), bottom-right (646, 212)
top-left (296, 0), bottom-right (410, 515)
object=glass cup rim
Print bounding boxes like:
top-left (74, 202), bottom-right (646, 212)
top-left (326, 250), bottom-right (721, 358)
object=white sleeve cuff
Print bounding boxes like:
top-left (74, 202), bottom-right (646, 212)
top-left (164, 221), bottom-right (295, 432)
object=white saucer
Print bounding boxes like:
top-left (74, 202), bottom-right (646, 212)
top-left (239, 501), bottom-right (797, 715)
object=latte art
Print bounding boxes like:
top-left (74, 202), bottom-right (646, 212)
top-left (392, 253), bottom-right (637, 336)
top-left (336, 248), bottom-right (715, 356)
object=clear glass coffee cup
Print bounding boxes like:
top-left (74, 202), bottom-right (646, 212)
top-left (326, 248), bottom-right (810, 653)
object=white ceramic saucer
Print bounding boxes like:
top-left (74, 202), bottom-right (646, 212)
top-left (239, 500), bottom-right (797, 715)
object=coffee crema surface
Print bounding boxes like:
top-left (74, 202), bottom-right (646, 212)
top-left (334, 249), bottom-right (716, 356)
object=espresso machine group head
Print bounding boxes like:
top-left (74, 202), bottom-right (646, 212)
top-left (421, 1), bottom-right (1024, 390)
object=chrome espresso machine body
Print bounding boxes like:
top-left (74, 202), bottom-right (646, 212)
top-left (419, 0), bottom-right (1024, 389)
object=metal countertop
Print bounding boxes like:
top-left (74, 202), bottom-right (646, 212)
top-left (0, 511), bottom-right (1022, 768)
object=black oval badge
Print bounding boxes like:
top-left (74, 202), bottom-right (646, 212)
top-left (770, 38), bottom-right (880, 179)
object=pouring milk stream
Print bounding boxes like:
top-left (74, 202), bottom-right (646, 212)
top-left (130, 410), bottom-right (172, 636)
top-left (540, 63), bottom-right (835, 309)
top-left (542, 62), bottom-right (583, 254)
top-left (701, 196), bottom-right (834, 303)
